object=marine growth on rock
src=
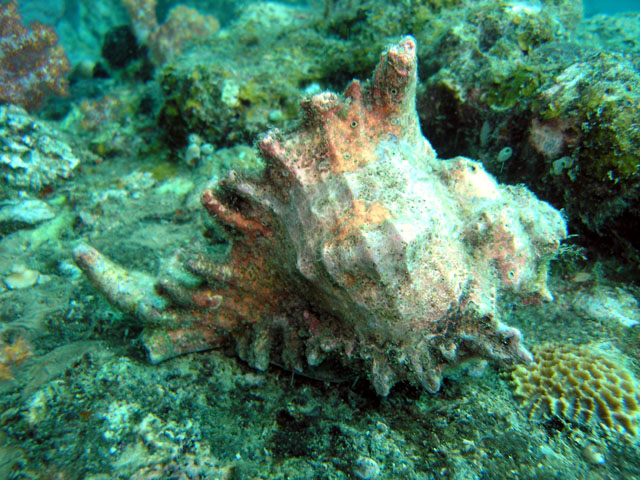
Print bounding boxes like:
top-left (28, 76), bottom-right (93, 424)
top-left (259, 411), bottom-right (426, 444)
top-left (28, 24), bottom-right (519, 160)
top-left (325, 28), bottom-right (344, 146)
top-left (73, 37), bottom-right (566, 395)
top-left (0, 104), bottom-right (80, 191)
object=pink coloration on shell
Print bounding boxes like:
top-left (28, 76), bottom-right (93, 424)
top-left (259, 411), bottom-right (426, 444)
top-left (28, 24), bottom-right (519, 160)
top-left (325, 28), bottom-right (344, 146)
top-left (73, 37), bottom-right (566, 395)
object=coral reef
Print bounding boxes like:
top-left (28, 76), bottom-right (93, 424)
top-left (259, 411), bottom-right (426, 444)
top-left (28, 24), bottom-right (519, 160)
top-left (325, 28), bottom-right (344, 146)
top-left (74, 36), bottom-right (566, 396)
top-left (574, 12), bottom-right (640, 56)
top-left (17, 0), bottom-right (129, 65)
top-left (157, 2), bottom-right (322, 149)
top-left (122, 0), bottom-right (220, 65)
top-left (155, 0), bottom-right (473, 150)
top-left (156, 0), bottom-right (513, 150)
top-left (0, 104), bottom-right (79, 192)
top-left (411, 1), bottom-right (640, 262)
top-left (0, 0), bottom-right (70, 111)
top-left (532, 53), bottom-right (640, 235)
top-left (511, 343), bottom-right (640, 437)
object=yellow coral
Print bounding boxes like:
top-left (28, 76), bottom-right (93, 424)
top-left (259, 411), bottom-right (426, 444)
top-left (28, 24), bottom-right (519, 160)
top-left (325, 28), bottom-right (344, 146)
top-left (0, 337), bottom-right (32, 381)
top-left (0, 362), bottom-right (13, 381)
top-left (3, 337), bottom-right (32, 364)
top-left (511, 343), bottom-right (640, 436)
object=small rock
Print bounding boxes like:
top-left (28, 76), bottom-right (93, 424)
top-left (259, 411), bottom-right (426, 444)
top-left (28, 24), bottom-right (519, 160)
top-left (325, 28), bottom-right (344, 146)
top-left (184, 143), bottom-right (201, 166)
top-left (156, 177), bottom-right (195, 197)
top-left (583, 444), bottom-right (605, 465)
top-left (353, 456), bottom-right (380, 480)
top-left (269, 109), bottom-right (284, 123)
top-left (0, 104), bottom-right (80, 190)
top-left (0, 198), bottom-right (56, 226)
top-left (58, 259), bottom-right (83, 279)
top-left (3, 264), bottom-right (40, 290)
top-left (573, 285), bottom-right (640, 328)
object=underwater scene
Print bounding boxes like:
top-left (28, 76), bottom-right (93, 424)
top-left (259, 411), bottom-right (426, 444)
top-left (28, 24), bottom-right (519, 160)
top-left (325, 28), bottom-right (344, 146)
top-left (1, 0), bottom-right (640, 478)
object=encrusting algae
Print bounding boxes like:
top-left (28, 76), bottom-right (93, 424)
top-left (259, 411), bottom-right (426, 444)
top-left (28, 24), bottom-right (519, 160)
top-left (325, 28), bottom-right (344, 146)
top-left (0, 337), bottom-right (32, 381)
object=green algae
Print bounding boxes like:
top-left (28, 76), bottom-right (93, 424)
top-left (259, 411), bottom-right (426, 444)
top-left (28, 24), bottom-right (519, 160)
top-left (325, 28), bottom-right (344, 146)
top-left (148, 162), bottom-right (179, 182)
top-left (486, 64), bottom-right (544, 110)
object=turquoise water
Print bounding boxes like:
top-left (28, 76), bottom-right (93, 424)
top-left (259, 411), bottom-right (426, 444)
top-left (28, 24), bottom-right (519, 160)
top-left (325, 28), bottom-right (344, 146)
top-left (584, 0), bottom-right (638, 15)
top-left (1, 1), bottom-right (639, 479)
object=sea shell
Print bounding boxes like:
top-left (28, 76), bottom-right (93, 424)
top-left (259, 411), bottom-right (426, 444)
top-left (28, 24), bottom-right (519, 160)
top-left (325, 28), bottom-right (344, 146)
top-left (73, 36), bottom-right (566, 395)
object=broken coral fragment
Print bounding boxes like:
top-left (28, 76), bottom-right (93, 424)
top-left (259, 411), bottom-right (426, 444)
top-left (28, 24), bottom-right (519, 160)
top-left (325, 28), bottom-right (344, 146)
top-left (73, 36), bottom-right (566, 395)
top-left (0, 104), bottom-right (79, 190)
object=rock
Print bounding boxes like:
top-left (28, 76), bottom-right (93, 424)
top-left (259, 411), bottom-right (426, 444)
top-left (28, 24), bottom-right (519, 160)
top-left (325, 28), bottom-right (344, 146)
top-left (3, 265), bottom-right (40, 290)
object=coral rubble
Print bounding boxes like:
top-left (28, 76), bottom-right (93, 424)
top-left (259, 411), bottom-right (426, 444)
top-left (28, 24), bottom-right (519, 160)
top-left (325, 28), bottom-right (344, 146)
top-left (74, 36), bottom-right (566, 395)
top-left (412, 0), bottom-right (640, 260)
top-left (0, 104), bottom-right (80, 192)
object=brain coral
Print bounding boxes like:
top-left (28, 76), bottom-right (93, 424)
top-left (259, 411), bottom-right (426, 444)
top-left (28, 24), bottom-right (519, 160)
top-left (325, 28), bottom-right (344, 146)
top-left (511, 343), bottom-right (640, 436)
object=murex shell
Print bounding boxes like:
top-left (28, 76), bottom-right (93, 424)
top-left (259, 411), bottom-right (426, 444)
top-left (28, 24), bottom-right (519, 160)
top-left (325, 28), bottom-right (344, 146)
top-left (73, 37), bottom-right (566, 395)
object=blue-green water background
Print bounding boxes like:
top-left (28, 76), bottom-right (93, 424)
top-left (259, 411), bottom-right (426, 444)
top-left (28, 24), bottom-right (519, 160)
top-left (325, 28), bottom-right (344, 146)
top-left (584, 0), bottom-right (637, 15)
